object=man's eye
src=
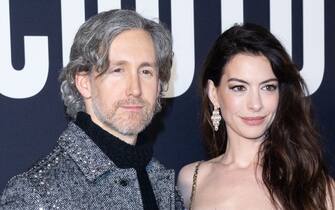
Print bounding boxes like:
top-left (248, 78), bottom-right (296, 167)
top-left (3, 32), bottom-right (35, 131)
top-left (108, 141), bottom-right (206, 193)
top-left (111, 68), bottom-right (122, 73)
top-left (141, 69), bottom-right (154, 76)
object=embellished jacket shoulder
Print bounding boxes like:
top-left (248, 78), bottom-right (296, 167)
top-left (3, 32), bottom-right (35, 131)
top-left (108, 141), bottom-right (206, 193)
top-left (0, 122), bottom-right (184, 210)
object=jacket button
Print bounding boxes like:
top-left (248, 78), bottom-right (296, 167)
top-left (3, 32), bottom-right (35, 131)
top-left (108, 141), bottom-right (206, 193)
top-left (120, 179), bottom-right (128, 187)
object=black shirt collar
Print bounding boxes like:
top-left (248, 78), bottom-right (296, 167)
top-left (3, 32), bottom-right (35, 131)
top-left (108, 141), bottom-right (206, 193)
top-left (74, 112), bottom-right (153, 169)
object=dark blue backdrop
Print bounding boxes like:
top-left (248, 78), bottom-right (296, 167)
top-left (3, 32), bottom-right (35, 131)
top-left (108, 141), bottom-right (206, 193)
top-left (0, 0), bottom-right (334, 191)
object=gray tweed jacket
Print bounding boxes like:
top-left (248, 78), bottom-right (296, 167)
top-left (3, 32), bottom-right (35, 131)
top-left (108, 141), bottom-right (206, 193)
top-left (0, 122), bottom-right (184, 210)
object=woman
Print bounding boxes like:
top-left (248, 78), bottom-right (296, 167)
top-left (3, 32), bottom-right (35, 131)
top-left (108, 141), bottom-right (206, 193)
top-left (178, 23), bottom-right (334, 210)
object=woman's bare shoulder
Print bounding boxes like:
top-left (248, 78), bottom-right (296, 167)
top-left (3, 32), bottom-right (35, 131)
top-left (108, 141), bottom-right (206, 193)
top-left (177, 157), bottom-right (223, 208)
top-left (177, 161), bottom-right (205, 208)
top-left (327, 177), bottom-right (335, 210)
top-left (178, 158), bottom-right (219, 185)
top-left (178, 161), bottom-right (202, 180)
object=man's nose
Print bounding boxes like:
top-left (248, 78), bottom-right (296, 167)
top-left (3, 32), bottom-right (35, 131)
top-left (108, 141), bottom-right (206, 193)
top-left (126, 73), bottom-right (142, 97)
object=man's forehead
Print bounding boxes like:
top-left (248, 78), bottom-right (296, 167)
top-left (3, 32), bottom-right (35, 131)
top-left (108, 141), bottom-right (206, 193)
top-left (108, 59), bottom-right (157, 67)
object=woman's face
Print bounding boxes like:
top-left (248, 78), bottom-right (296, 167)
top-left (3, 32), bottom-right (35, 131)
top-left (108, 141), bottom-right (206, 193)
top-left (208, 53), bottom-right (279, 141)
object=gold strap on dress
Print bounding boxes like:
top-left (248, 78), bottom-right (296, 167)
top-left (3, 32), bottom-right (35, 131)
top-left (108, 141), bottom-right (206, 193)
top-left (189, 161), bottom-right (202, 210)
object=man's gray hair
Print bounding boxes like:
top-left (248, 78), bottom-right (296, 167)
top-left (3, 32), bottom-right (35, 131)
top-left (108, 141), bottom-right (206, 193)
top-left (59, 9), bottom-right (173, 119)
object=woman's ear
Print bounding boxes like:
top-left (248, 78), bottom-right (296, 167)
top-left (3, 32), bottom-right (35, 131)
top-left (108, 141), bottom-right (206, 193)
top-left (75, 72), bottom-right (92, 99)
top-left (207, 80), bottom-right (220, 108)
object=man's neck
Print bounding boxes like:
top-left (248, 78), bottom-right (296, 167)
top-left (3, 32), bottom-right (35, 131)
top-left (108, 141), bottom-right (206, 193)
top-left (87, 113), bottom-right (138, 145)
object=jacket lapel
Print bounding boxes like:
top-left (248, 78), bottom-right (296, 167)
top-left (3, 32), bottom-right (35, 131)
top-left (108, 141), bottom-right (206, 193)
top-left (147, 159), bottom-right (175, 209)
top-left (58, 122), bottom-right (115, 181)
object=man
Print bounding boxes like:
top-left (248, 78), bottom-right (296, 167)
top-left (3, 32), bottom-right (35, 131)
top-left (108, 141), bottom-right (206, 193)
top-left (1, 9), bottom-right (183, 209)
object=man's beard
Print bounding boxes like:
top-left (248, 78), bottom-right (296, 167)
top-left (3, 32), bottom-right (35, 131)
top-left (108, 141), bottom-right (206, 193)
top-left (92, 96), bottom-right (159, 136)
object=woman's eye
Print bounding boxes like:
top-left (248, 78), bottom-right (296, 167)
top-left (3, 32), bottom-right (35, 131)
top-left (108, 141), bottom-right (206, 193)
top-left (262, 84), bottom-right (278, 91)
top-left (230, 85), bottom-right (246, 92)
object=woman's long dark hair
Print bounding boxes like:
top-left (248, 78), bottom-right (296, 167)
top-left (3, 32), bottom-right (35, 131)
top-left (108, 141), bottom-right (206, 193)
top-left (201, 23), bottom-right (333, 210)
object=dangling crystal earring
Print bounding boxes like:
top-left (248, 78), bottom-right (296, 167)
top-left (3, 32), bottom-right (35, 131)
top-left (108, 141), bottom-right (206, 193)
top-left (211, 107), bottom-right (221, 131)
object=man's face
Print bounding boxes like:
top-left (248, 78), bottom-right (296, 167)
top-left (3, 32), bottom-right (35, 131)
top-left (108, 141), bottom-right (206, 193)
top-left (78, 29), bottom-right (159, 144)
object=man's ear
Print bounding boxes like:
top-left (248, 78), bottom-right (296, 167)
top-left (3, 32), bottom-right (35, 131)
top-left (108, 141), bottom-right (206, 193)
top-left (75, 72), bottom-right (92, 98)
top-left (207, 80), bottom-right (220, 108)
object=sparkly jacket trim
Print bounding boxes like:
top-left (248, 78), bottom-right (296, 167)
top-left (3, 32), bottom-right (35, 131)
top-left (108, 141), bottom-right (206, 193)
top-left (0, 122), bottom-right (184, 210)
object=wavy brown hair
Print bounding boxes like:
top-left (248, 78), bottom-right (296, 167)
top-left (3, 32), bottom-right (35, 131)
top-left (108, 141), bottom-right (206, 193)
top-left (201, 23), bottom-right (333, 210)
